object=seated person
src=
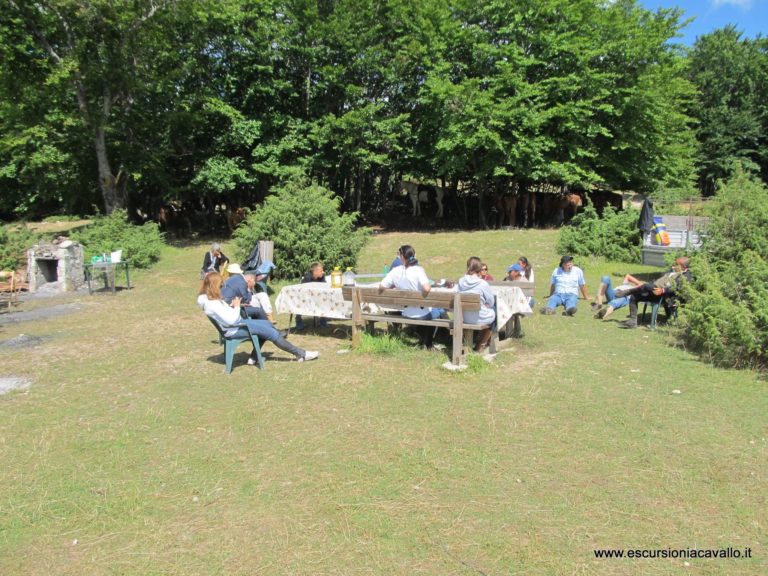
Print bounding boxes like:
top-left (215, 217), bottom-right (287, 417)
top-left (457, 257), bottom-right (496, 352)
top-left (379, 244), bottom-right (444, 348)
top-left (517, 256), bottom-right (534, 282)
top-left (592, 274), bottom-right (643, 320)
top-left (295, 262), bottom-right (329, 330)
top-left (198, 272), bottom-right (318, 363)
top-left (221, 263), bottom-right (268, 321)
top-left (541, 255), bottom-right (589, 316)
top-left (504, 263), bottom-right (535, 306)
top-left (250, 260), bottom-right (277, 324)
top-left (479, 263), bottom-right (494, 281)
top-left (618, 257), bottom-right (692, 329)
top-left (504, 263), bottom-right (523, 282)
top-left (201, 243), bottom-right (228, 278)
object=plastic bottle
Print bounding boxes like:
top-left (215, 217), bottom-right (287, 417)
top-left (330, 266), bottom-right (343, 288)
top-left (343, 267), bottom-right (355, 286)
top-left (383, 264), bottom-right (390, 275)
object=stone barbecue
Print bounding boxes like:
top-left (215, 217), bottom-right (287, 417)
top-left (27, 239), bottom-right (85, 293)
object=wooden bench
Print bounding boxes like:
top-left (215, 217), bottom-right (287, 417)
top-left (487, 280), bottom-right (535, 338)
top-left (342, 285), bottom-right (498, 366)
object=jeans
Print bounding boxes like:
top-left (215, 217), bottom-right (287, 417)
top-left (601, 276), bottom-right (630, 310)
top-left (546, 292), bottom-right (578, 310)
top-left (244, 319), bottom-right (305, 359)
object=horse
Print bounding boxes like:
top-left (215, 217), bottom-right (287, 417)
top-left (400, 180), bottom-right (445, 218)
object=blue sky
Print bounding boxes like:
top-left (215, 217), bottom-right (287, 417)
top-left (640, 0), bottom-right (766, 45)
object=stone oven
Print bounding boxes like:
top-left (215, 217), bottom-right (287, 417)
top-left (27, 239), bottom-right (85, 293)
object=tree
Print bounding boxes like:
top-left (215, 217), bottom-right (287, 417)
top-left (688, 27), bottom-right (768, 195)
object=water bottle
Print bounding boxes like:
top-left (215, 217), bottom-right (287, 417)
top-left (383, 264), bottom-right (390, 275)
top-left (343, 267), bottom-right (355, 286)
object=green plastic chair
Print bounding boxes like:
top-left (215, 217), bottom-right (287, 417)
top-left (207, 316), bottom-right (264, 372)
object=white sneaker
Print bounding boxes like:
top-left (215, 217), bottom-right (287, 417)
top-left (298, 350), bottom-right (319, 362)
top-left (247, 357), bottom-right (258, 366)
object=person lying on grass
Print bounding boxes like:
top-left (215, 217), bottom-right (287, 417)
top-left (198, 272), bottom-right (318, 364)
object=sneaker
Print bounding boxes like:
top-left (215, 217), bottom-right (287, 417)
top-left (247, 357), bottom-right (259, 366)
top-left (540, 307), bottom-right (555, 315)
top-left (298, 350), bottom-right (319, 362)
top-left (620, 318), bottom-right (638, 329)
top-left (565, 307), bottom-right (577, 316)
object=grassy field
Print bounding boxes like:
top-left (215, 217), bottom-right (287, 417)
top-left (0, 229), bottom-right (765, 576)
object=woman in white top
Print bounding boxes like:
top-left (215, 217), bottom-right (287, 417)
top-left (379, 244), bottom-right (444, 347)
top-left (518, 256), bottom-right (534, 282)
top-left (457, 256), bottom-right (496, 352)
top-left (198, 272), bottom-right (318, 363)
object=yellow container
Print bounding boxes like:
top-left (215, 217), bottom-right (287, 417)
top-left (330, 266), bottom-right (343, 288)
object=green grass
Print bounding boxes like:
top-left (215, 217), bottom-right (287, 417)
top-left (0, 230), bottom-right (765, 575)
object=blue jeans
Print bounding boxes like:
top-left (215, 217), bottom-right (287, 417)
top-left (546, 292), bottom-right (578, 310)
top-left (601, 276), bottom-right (630, 310)
top-left (244, 319), bottom-right (305, 358)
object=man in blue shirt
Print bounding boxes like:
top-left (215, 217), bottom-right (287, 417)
top-left (541, 255), bottom-right (589, 316)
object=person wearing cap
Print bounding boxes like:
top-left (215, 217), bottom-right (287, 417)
top-left (504, 263), bottom-right (524, 282)
top-left (617, 256), bottom-right (692, 329)
top-left (295, 262), bottom-right (328, 331)
top-left (221, 263), bottom-right (270, 322)
top-left (542, 255), bottom-right (589, 316)
top-left (201, 243), bottom-right (228, 278)
top-left (505, 263), bottom-right (535, 306)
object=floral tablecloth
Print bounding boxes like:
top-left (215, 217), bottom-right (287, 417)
top-left (275, 283), bottom-right (532, 325)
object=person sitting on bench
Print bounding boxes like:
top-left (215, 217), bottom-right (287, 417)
top-left (457, 256), bottom-right (496, 352)
top-left (379, 244), bottom-right (444, 348)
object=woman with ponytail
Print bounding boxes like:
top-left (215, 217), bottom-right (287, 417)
top-left (379, 244), bottom-right (444, 347)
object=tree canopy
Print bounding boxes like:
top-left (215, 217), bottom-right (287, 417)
top-left (1, 0), bottom-right (763, 220)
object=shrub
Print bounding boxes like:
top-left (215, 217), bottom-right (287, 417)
top-left (71, 210), bottom-right (165, 269)
top-left (679, 172), bottom-right (768, 371)
top-left (0, 224), bottom-right (38, 270)
top-left (556, 205), bottom-right (641, 262)
top-left (232, 176), bottom-right (369, 279)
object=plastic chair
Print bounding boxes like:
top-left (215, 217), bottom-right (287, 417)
top-left (207, 316), bottom-right (264, 372)
top-left (642, 300), bottom-right (678, 330)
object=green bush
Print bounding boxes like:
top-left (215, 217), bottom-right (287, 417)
top-left (0, 224), bottom-right (38, 270)
top-left (556, 205), bottom-right (641, 262)
top-left (232, 177), bottom-right (369, 279)
top-left (679, 172), bottom-right (768, 371)
top-left (71, 210), bottom-right (165, 269)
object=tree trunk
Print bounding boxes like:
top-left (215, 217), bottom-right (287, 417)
top-left (94, 127), bottom-right (125, 214)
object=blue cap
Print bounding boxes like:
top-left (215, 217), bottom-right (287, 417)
top-left (256, 260), bottom-right (276, 275)
top-left (507, 263), bottom-right (523, 273)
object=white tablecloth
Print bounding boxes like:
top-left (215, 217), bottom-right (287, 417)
top-left (275, 283), bottom-right (532, 325)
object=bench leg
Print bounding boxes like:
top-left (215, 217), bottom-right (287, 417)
top-left (452, 328), bottom-right (463, 366)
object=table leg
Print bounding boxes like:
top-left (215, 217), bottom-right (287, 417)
top-left (125, 262), bottom-right (131, 289)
